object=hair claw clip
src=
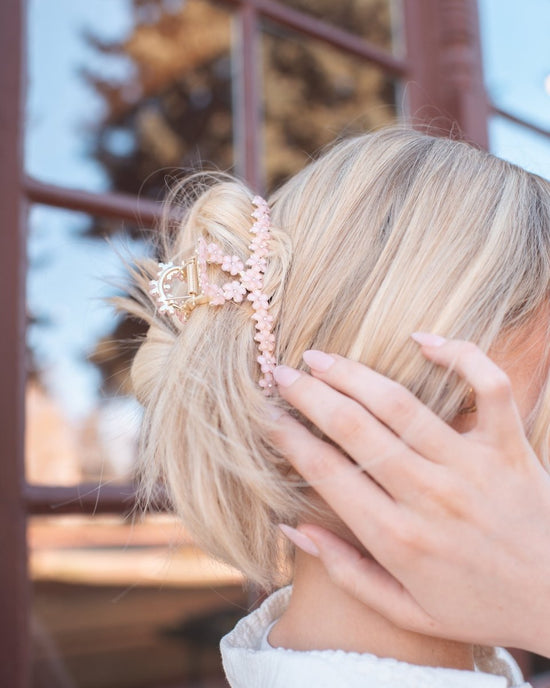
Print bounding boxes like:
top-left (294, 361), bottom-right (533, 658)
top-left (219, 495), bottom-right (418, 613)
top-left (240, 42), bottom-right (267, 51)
top-left (149, 195), bottom-right (276, 392)
top-left (149, 257), bottom-right (208, 320)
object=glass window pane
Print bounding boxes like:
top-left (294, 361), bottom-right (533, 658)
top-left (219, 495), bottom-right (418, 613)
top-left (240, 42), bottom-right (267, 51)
top-left (26, 205), bottom-right (150, 485)
top-left (26, 0), bottom-right (235, 199)
top-left (479, 0), bottom-right (550, 132)
top-left (30, 514), bottom-right (246, 688)
top-left (275, 0), bottom-right (403, 54)
top-left (489, 116), bottom-right (550, 181)
top-left (262, 23), bottom-right (399, 190)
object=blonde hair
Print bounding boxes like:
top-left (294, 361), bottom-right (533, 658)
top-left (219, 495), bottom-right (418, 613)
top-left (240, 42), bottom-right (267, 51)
top-left (122, 127), bottom-right (550, 589)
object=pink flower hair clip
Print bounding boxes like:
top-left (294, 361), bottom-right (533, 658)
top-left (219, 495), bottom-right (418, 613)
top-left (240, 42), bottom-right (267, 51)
top-left (149, 195), bottom-right (277, 393)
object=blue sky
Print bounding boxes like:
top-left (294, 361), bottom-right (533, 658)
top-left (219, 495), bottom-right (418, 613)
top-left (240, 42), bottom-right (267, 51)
top-left (25, 0), bottom-right (550, 421)
top-left (479, 0), bottom-right (550, 179)
top-left (26, 0), bottom-right (146, 419)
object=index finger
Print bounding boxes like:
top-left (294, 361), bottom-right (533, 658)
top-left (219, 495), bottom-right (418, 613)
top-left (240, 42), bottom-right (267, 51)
top-left (411, 334), bottom-right (524, 446)
top-left (301, 350), bottom-right (462, 465)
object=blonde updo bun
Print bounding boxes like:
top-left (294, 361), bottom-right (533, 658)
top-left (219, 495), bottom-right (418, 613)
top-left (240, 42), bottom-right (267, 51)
top-left (121, 128), bottom-right (550, 588)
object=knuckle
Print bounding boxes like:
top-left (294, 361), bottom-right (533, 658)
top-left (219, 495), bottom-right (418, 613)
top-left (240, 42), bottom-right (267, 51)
top-left (455, 342), bottom-right (480, 371)
top-left (301, 446), bottom-right (336, 482)
top-left (479, 369), bottom-right (512, 400)
top-left (392, 522), bottom-right (439, 561)
top-left (459, 340), bottom-right (480, 359)
top-left (384, 386), bottom-right (414, 422)
top-left (392, 520), bottom-right (421, 551)
top-left (407, 466), bottom-right (454, 509)
top-left (329, 558), bottom-right (356, 593)
top-left (426, 470), bottom-right (454, 500)
top-left (324, 548), bottom-right (366, 598)
top-left (274, 419), bottom-right (338, 481)
top-left (270, 418), bottom-right (293, 449)
top-left (429, 474), bottom-right (469, 518)
top-left (330, 404), bottom-right (366, 444)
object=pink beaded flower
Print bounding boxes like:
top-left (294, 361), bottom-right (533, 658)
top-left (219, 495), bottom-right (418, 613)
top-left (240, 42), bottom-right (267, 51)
top-left (222, 255), bottom-right (244, 275)
top-left (241, 269), bottom-right (263, 292)
top-left (205, 243), bottom-right (224, 264)
top-left (222, 280), bottom-right (247, 303)
top-left (149, 196), bottom-right (277, 393)
top-left (247, 290), bottom-right (269, 311)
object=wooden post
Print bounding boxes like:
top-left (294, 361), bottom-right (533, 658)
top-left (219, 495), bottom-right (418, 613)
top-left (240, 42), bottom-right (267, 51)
top-left (0, 0), bottom-right (30, 686)
top-left (404, 0), bottom-right (488, 147)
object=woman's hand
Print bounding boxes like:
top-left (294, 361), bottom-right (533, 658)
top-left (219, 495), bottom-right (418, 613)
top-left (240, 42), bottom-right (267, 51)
top-left (271, 335), bottom-right (550, 656)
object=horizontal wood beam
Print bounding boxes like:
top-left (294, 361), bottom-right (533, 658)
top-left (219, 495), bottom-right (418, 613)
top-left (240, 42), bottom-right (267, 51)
top-left (223, 0), bottom-right (407, 75)
top-left (491, 106), bottom-right (550, 140)
top-left (24, 482), bottom-right (168, 515)
top-left (24, 177), bottom-right (164, 226)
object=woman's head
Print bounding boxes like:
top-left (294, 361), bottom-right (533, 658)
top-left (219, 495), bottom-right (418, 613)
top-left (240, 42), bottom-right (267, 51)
top-left (125, 127), bottom-right (550, 588)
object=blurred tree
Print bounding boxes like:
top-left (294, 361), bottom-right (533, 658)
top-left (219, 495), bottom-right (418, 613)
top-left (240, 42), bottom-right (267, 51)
top-left (277, 0), bottom-right (393, 42)
top-left (82, 0), bottom-right (234, 213)
top-left (84, 0), bottom-right (396, 392)
top-left (263, 19), bottom-right (395, 188)
top-left (82, 0), bottom-right (395, 214)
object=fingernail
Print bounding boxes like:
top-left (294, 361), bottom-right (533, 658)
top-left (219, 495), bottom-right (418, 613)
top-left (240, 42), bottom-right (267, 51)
top-left (411, 332), bottom-right (447, 347)
top-left (303, 349), bottom-right (335, 372)
top-left (278, 524), bottom-right (320, 557)
top-left (267, 404), bottom-right (285, 421)
top-left (273, 366), bottom-right (301, 387)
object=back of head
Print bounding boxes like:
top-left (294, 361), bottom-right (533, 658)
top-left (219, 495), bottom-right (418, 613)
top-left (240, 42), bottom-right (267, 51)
top-left (123, 127), bottom-right (550, 588)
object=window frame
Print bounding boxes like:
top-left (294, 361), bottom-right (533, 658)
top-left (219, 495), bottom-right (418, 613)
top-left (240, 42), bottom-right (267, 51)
top-left (1, 1), bottom-right (492, 686)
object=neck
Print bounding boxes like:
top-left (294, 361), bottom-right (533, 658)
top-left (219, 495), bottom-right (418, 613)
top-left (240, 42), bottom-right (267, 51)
top-left (269, 549), bottom-right (474, 670)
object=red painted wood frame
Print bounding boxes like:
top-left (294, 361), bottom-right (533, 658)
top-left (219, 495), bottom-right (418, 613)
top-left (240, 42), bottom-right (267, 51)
top-left (5, 0), bottom-right (544, 686)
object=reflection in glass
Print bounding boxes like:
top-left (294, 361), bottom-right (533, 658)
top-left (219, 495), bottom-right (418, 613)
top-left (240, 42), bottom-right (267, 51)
top-left (30, 514), bottom-right (246, 688)
top-left (26, 0), bottom-right (235, 199)
top-left (489, 116), bottom-right (550, 181)
top-left (479, 0), bottom-right (550, 131)
top-left (276, 0), bottom-right (400, 51)
top-left (262, 23), bottom-right (399, 190)
top-left (26, 205), bottom-right (150, 485)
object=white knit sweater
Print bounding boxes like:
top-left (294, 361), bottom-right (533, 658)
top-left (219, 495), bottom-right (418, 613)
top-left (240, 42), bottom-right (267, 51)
top-left (220, 586), bottom-right (531, 688)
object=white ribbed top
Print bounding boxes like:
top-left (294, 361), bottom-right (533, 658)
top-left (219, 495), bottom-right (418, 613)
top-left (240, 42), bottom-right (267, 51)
top-left (220, 586), bottom-right (531, 688)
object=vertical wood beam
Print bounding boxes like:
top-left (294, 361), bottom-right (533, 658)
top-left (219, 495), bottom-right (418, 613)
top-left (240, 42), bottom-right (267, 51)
top-left (404, 0), bottom-right (488, 147)
top-left (235, 2), bottom-right (263, 191)
top-left (0, 0), bottom-right (30, 686)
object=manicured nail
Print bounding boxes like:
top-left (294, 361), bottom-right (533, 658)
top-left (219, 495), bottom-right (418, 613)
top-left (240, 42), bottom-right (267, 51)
top-left (278, 524), bottom-right (320, 557)
top-left (273, 366), bottom-right (301, 387)
top-left (411, 332), bottom-right (447, 347)
top-left (303, 349), bottom-right (335, 372)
